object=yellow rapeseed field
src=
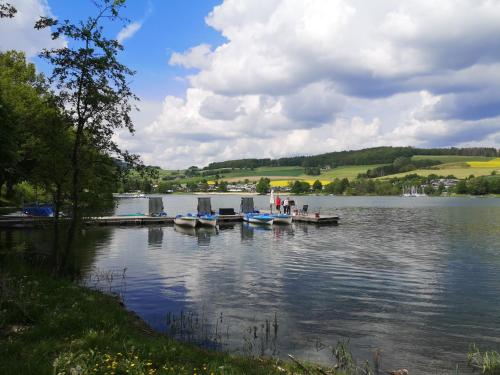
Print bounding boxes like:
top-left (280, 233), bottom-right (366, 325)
top-left (270, 179), bottom-right (331, 187)
top-left (467, 158), bottom-right (500, 168)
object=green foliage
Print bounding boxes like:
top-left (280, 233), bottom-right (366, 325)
top-left (255, 177), bottom-right (270, 194)
top-left (205, 146), bottom-right (498, 170)
top-left (35, 0), bottom-right (140, 220)
top-left (0, 50), bottom-right (48, 199)
top-left (216, 181), bottom-right (228, 192)
top-left (361, 157), bottom-right (441, 178)
top-left (156, 181), bottom-right (176, 194)
top-left (312, 179), bottom-right (323, 191)
top-left (291, 181), bottom-right (310, 194)
top-left (454, 176), bottom-right (500, 195)
top-left (186, 181), bottom-right (198, 192)
top-left (468, 344), bottom-right (500, 374)
top-left (304, 166), bottom-right (321, 175)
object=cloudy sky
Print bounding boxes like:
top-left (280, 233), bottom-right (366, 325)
top-left (2, 0), bottom-right (500, 168)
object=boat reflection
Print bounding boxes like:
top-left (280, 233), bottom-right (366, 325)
top-left (173, 224), bottom-right (218, 247)
top-left (148, 227), bottom-right (163, 246)
top-left (272, 224), bottom-right (294, 238)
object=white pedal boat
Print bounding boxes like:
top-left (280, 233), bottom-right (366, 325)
top-left (272, 213), bottom-right (293, 224)
top-left (174, 214), bottom-right (198, 227)
top-left (243, 213), bottom-right (274, 225)
top-left (198, 214), bottom-right (218, 227)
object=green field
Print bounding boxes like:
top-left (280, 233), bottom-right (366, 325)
top-left (386, 162), bottom-right (499, 179)
top-left (320, 164), bottom-right (385, 180)
top-left (216, 164), bottom-right (382, 183)
top-left (153, 155), bottom-right (499, 185)
top-left (222, 166), bottom-right (305, 178)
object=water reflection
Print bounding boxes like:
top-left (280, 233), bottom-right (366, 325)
top-left (173, 225), bottom-right (218, 247)
top-left (148, 227), bottom-right (163, 246)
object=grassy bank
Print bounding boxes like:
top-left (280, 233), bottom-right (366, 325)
top-left (2, 266), bottom-right (500, 374)
top-left (0, 270), bottom-right (347, 375)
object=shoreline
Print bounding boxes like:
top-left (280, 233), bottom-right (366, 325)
top-left (0, 270), bottom-right (328, 375)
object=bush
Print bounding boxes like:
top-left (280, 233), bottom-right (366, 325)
top-left (291, 181), bottom-right (310, 194)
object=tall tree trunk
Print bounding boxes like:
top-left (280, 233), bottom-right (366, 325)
top-left (52, 183), bottom-right (62, 273)
top-left (63, 122), bottom-right (84, 275)
top-left (5, 176), bottom-right (14, 200)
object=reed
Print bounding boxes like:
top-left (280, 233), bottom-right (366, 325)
top-left (468, 344), bottom-right (500, 374)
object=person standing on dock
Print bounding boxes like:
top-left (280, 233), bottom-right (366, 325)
top-left (270, 189), bottom-right (274, 213)
top-left (283, 197), bottom-right (289, 215)
top-left (275, 195), bottom-right (281, 213)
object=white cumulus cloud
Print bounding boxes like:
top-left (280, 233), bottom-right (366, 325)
top-left (0, 0), bottom-right (63, 57)
top-left (5, 0), bottom-right (500, 169)
top-left (128, 0), bottom-right (500, 168)
top-left (116, 21), bottom-right (142, 44)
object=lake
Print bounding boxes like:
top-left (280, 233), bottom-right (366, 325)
top-left (2, 195), bottom-right (500, 374)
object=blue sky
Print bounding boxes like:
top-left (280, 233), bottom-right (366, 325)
top-left (41, 0), bottom-right (226, 100)
top-left (1, 0), bottom-right (499, 168)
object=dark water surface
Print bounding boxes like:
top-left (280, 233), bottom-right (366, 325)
top-left (3, 195), bottom-right (500, 374)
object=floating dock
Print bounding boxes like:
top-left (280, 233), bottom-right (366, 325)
top-left (0, 214), bottom-right (338, 228)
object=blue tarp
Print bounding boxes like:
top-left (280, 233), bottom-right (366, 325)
top-left (22, 204), bottom-right (54, 217)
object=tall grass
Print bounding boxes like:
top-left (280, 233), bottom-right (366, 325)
top-left (468, 344), bottom-right (500, 374)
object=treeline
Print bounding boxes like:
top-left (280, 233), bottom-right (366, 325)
top-left (359, 157), bottom-right (441, 178)
top-left (0, 50), bottom-right (133, 215)
top-left (0, 0), bottom-right (147, 225)
top-left (205, 146), bottom-right (498, 170)
top-left (455, 175), bottom-right (500, 195)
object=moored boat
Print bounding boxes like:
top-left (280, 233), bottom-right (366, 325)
top-left (174, 214), bottom-right (198, 227)
top-left (272, 213), bottom-right (293, 224)
top-left (198, 214), bottom-right (218, 227)
top-left (22, 204), bottom-right (54, 217)
top-left (243, 213), bottom-right (274, 225)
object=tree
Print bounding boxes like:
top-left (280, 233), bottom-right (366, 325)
top-left (291, 181), bottom-right (310, 194)
top-left (35, 0), bottom-right (139, 224)
top-left (393, 156), bottom-right (411, 169)
top-left (468, 177), bottom-right (488, 195)
top-left (256, 177), bottom-right (270, 194)
top-left (186, 182), bottom-right (198, 192)
top-left (0, 51), bottom-right (48, 199)
top-left (0, 2), bottom-right (16, 18)
top-left (454, 180), bottom-right (467, 194)
top-left (216, 181), bottom-right (228, 192)
top-left (424, 184), bottom-right (435, 195)
top-left (488, 176), bottom-right (500, 194)
top-left (324, 181), bottom-right (335, 194)
top-left (312, 179), bottom-right (323, 192)
top-left (304, 167), bottom-right (321, 175)
top-left (334, 178), bottom-right (349, 195)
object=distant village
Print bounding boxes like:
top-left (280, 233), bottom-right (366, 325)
top-left (153, 178), bottom-right (460, 195)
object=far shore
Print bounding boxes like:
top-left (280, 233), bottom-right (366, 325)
top-left (192, 191), bottom-right (258, 196)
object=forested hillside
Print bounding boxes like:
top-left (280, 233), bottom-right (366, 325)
top-left (205, 146), bottom-right (498, 170)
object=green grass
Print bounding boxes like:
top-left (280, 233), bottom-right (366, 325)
top-left (468, 344), bottom-right (500, 374)
top-left (217, 165), bottom-right (384, 182)
top-left (221, 166), bottom-right (305, 179)
top-left (0, 269), bottom-right (347, 375)
top-left (385, 163), bottom-right (498, 179)
top-left (319, 164), bottom-right (385, 180)
top-left (412, 155), bottom-right (495, 163)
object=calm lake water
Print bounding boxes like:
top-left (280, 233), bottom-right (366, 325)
top-left (3, 195), bottom-right (500, 374)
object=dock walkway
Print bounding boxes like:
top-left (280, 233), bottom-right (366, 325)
top-left (0, 214), bottom-right (338, 228)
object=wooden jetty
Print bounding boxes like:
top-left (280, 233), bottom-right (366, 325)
top-left (0, 213), bottom-right (338, 228)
